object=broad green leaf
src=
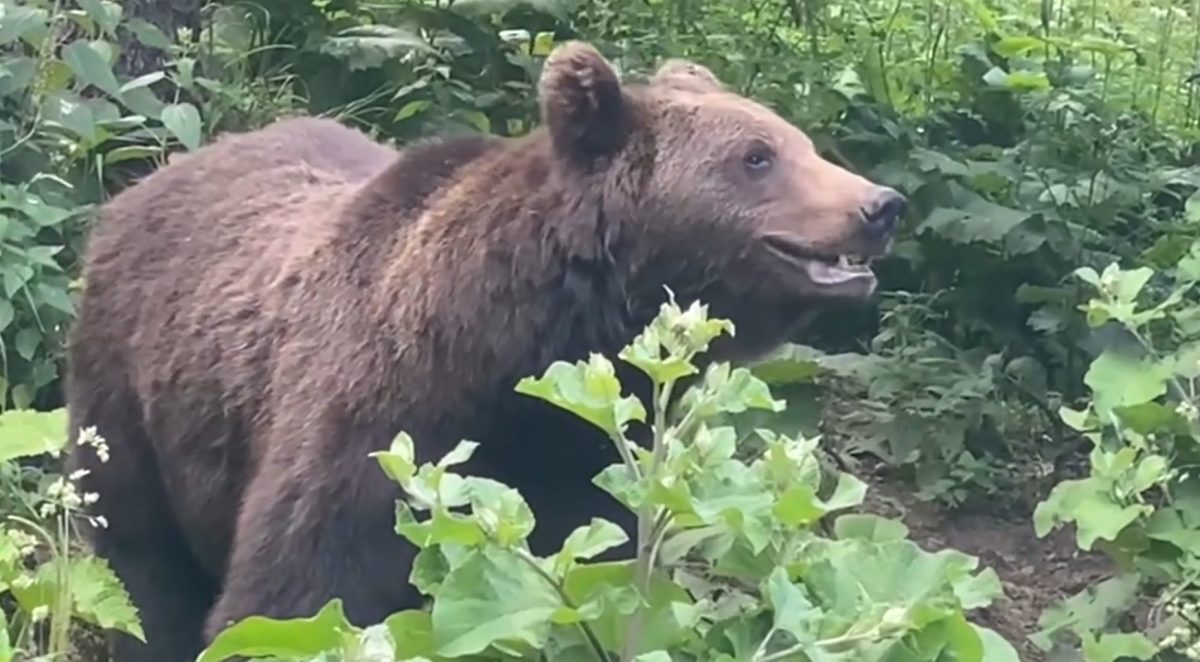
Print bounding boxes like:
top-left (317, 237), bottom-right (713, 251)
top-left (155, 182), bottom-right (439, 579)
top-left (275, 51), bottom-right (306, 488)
top-left (562, 561), bottom-right (692, 654)
top-left (197, 599), bottom-right (356, 661)
top-left (690, 363), bottom-right (784, 417)
top-left (991, 35), bottom-right (1044, 57)
top-left (62, 40), bottom-right (122, 97)
top-left (553, 518), bottom-right (629, 575)
top-left (619, 298), bottom-right (734, 384)
top-left (1084, 350), bottom-right (1169, 413)
top-left (515, 355), bottom-right (645, 438)
top-left (464, 476), bottom-right (535, 545)
top-left (0, 608), bottom-right (10, 661)
top-left (834, 513), bottom-right (910, 542)
top-left (1031, 574), bottom-right (1142, 651)
top-left (119, 71), bottom-right (165, 94)
top-left (396, 100), bottom-right (431, 121)
top-left (160, 102), bottom-right (203, 151)
top-left (919, 200), bottom-right (1029, 244)
top-left (437, 439), bottom-right (479, 468)
top-left (0, 5), bottom-right (46, 45)
top-left (431, 546), bottom-right (561, 656)
top-left (67, 556), bottom-right (145, 641)
top-left (772, 484), bottom-right (823, 526)
top-left (370, 431), bottom-right (417, 486)
top-left (104, 145), bottom-right (162, 165)
top-left (0, 298), bottom-right (14, 332)
top-left (34, 282), bottom-right (75, 315)
top-left (976, 625), bottom-right (1021, 662)
top-left (1081, 631), bottom-right (1156, 661)
top-left (1033, 478), bottom-right (1149, 549)
top-left (0, 408), bottom-right (67, 463)
top-left (1108, 266), bottom-right (1155, 303)
top-left (124, 17), bottom-right (174, 49)
top-left (14, 327), bottom-right (38, 361)
top-left (77, 0), bottom-right (122, 35)
top-left (803, 538), bottom-right (1001, 620)
top-left (763, 567), bottom-right (818, 640)
top-left (318, 25), bottom-right (436, 71)
top-left (819, 472), bottom-right (868, 511)
top-left (1003, 70), bottom-right (1051, 91)
top-left (385, 610), bottom-right (435, 659)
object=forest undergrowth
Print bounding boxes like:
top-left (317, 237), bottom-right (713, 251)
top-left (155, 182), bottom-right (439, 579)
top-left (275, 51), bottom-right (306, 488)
top-left (3, 0), bottom-right (1200, 660)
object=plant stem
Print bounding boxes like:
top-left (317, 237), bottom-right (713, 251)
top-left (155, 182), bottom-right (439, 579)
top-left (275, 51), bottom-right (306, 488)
top-left (514, 549), bottom-right (612, 662)
top-left (609, 430), bottom-right (643, 481)
top-left (621, 378), bottom-right (675, 661)
top-left (756, 629), bottom-right (884, 661)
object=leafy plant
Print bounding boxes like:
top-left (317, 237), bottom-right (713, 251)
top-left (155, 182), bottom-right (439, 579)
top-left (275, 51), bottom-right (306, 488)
top-left (1029, 249), bottom-right (1200, 658)
top-left (0, 407), bottom-right (141, 660)
top-left (199, 298), bottom-right (1018, 661)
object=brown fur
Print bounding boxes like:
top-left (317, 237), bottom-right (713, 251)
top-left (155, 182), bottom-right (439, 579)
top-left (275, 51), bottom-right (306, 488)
top-left (66, 42), bottom-right (903, 661)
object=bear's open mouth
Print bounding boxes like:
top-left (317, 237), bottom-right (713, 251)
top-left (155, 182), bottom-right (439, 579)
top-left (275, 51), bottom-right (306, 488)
top-left (761, 233), bottom-right (879, 287)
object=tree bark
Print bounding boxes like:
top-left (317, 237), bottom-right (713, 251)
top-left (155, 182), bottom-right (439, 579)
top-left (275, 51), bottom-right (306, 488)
top-left (117, 0), bottom-right (202, 77)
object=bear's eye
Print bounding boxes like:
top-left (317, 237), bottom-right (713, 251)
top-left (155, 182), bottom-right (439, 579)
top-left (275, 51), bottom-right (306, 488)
top-left (743, 147), bottom-right (774, 173)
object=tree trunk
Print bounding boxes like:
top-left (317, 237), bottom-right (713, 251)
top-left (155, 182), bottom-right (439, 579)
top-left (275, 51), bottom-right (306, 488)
top-left (117, 0), bottom-right (202, 77)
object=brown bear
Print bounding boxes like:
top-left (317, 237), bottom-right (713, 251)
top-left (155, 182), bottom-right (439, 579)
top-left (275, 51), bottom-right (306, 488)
top-left (65, 42), bottom-right (904, 662)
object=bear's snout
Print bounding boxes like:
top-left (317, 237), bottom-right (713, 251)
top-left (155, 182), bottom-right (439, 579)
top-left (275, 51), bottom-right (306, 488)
top-left (859, 186), bottom-right (906, 238)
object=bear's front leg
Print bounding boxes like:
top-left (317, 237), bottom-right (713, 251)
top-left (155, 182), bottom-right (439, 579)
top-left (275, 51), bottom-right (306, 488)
top-left (202, 425), bottom-right (421, 641)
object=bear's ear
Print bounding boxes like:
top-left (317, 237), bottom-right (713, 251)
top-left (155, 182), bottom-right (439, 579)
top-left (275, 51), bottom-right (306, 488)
top-left (539, 41), bottom-right (629, 163)
top-left (651, 59), bottom-right (724, 94)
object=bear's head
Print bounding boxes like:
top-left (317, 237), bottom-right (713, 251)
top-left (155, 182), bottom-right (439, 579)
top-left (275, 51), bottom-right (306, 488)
top-left (538, 42), bottom-right (906, 358)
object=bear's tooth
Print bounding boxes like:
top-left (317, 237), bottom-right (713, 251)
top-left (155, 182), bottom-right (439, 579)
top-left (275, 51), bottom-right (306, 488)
top-left (837, 254), bottom-right (850, 269)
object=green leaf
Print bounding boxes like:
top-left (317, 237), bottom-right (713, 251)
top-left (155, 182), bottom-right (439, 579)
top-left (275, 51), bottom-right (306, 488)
top-left (197, 599), bottom-right (356, 662)
top-left (0, 298), bottom-right (14, 332)
top-left (160, 102), bottom-right (203, 151)
top-left (431, 546), bottom-right (561, 656)
top-left (385, 610), bottom-right (435, 658)
top-left (1109, 266), bottom-right (1155, 303)
top-left (0, 5), bottom-right (46, 46)
top-left (319, 25), bottom-right (435, 71)
top-left (618, 298), bottom-right (734, 384)
top-left (61, 40), bottom-right (122, 98)
top-left (67, 556), bottom-right (145, 641)
top-left (1031, 574), bottom-right (1142, 651)
top-left (562, 561), bottom-right (692, 654)
top-left (1084, 350), bottom-right (1169, 414)
top-left (1032, 477), bottom-right (1150, 550)
top-left (763, 567), bottom-right (818, 640)
top-left (976, 625), bottom-right (1021, 662)
top-left (690, 363), bottom-right (784, 417)
top-left (104, 145), bottom-right (162, 165)
top-left (0, 408), bottom-right (67, 463)
top-left (1081, 631), bottom-right (1156, 661)
top-left (395, 99), bottom-right (432, 122)
top-left (804, 538), bottom-right (1002, 620)
top-left (14, 327), bottom-right (39, 361)
top-left (515, 354), bottom-right (645, 438)
top-left (919, 199), bottom-right (1029, 244)
top-left (553, 518), bottom-right (629, 575)
top-left (820, 472), bottom-right (868, 512)
top-left (124, 18), bottom-right (172, 49)
top-left (0, 608), bottom-right (10, 661)
top-left (370, 431), bottom-right (417, 487)
top-left (77, 0), bottom-right (122, 35)
top-left (34, 282), bottom-right (75, 316)
top-left (834, 513), bottom-right (910, 542)
top-left (991, 35), bottom-right (1044, 57)
top-left (119, 71), bottom-right (164, 94)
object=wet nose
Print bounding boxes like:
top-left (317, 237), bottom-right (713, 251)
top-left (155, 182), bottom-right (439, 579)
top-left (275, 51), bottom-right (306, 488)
top-left (861, 187), bottom-right (906, 236)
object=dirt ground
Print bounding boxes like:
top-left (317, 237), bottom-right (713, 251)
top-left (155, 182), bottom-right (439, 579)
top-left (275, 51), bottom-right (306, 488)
top-left (855, 464), bottom-right (1114, 660)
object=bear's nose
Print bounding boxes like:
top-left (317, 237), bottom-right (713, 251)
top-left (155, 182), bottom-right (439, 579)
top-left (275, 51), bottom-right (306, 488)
top-left (860, 187), bottom-right (907, 236)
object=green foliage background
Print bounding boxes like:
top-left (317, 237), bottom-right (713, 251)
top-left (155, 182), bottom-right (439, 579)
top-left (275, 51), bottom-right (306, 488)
top-left (2, 0), bottom-right (1200, 659)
